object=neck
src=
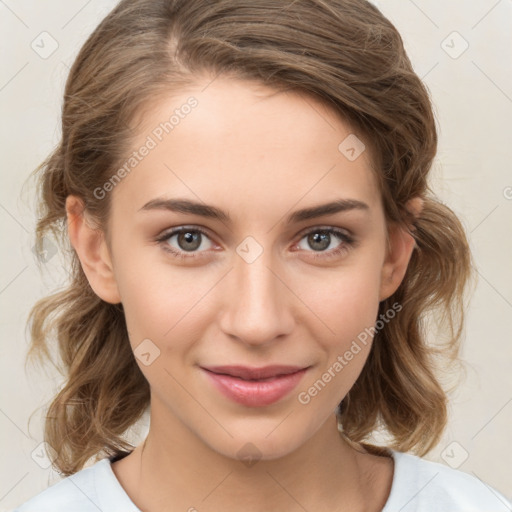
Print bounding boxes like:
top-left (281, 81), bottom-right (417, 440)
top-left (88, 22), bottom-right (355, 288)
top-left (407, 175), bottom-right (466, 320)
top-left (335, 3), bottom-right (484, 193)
top-left (113, 407), bottom-right (392, 512)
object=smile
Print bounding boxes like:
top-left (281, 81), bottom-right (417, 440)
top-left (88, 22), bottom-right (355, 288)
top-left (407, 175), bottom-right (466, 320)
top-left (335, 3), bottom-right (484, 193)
top-left (200, 365), bottom-right (310, 407)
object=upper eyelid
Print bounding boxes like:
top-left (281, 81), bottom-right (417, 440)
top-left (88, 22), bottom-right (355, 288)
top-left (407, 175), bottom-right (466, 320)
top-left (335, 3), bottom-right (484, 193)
top-left (300, 225), bottom-right (352, 236)
top-left (157, 225), bottom-right (215, 243)
top-left (158, 224), bottom-right (351, 238)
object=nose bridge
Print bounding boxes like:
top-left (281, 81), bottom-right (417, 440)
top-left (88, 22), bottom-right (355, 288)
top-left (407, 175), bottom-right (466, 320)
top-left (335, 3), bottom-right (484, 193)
top-left (219, 243), bottom-right (294, 346)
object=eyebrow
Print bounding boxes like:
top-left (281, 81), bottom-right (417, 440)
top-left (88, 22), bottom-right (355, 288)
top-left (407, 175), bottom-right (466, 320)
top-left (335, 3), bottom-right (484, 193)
top-left (138, 197), bottom-right (370, 224)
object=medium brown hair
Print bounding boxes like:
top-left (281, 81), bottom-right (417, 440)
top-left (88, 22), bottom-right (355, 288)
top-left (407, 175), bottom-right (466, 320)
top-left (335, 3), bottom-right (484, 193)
top-left (26, 0), bottom-right (473, 476)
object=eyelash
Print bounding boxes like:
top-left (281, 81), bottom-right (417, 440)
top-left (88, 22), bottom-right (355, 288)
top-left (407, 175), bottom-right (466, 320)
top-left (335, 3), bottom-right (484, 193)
top-left (155, 226), bottom-right (355, 261)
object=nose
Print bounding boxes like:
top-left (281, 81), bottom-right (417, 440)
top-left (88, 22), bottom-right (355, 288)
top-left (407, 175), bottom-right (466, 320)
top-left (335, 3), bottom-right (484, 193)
top-left (218, 248), bottom-right (295, 348)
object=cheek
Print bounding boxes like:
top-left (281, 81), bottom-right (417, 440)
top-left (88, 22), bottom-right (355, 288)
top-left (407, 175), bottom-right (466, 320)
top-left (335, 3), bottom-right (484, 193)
top-left (330, 276), bottom-right (381, 336)
top-left (317, 290), bottom-right (378, 385)
top-left (114, 251), bottom-right (218, 354)
top-left (293, 255), bottom-right (383, 393)
top-left (296, 282), bottom-right (381, 411)
top-left (301, 256), bottom-right (383, 339)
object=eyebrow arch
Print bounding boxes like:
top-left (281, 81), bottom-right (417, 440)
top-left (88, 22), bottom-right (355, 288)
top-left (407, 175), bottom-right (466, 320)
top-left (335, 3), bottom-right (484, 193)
top-left (138, 197), bottom-right (370, 224)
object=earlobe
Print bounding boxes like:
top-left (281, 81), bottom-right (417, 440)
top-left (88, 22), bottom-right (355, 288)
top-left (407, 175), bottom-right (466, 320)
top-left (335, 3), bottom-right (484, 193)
top-left (65, 195), bottom-right (121, 304)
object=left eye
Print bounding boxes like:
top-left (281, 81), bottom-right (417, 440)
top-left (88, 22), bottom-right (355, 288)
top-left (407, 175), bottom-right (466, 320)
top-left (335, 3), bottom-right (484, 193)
top-left (295, 227), bottom-right (354, 258)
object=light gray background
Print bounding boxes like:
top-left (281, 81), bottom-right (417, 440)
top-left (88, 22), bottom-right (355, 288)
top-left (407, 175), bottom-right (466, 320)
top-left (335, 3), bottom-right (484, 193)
top-left (1, 0), bottom-right (511, 510)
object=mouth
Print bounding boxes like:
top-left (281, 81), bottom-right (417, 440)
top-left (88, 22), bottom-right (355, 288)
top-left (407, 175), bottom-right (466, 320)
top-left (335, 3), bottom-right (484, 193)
top-left (202, 364), bottom-right (307, 380)
top-left (200, 364), bottom-right (310, 407)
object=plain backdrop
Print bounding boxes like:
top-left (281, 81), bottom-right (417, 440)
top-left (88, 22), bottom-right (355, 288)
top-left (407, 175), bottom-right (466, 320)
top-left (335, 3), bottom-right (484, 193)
top-left (1, 0), bottom-right (511, 510)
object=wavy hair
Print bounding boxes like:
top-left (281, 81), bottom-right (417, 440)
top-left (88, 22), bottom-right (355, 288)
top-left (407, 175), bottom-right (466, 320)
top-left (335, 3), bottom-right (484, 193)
top-left (26, 0), bottom-right (473, 476)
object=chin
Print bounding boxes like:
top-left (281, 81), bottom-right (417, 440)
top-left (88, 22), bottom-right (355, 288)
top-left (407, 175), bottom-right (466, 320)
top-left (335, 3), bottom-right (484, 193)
top-left (199, 422), bottom-right (313, 464)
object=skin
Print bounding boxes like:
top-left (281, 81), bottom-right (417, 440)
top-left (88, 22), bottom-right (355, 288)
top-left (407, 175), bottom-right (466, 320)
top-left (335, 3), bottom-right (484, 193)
top-left (66, 75), bottom-right (422, 512)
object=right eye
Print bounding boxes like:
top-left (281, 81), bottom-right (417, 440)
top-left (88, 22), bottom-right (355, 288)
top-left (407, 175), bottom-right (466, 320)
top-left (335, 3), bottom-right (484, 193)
top-left (155, 226), bottom-right (216, 259)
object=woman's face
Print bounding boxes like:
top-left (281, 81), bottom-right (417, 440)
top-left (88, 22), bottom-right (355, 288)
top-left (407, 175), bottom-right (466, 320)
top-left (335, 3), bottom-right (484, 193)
top-left (82, 76), bottom-right (411, 461)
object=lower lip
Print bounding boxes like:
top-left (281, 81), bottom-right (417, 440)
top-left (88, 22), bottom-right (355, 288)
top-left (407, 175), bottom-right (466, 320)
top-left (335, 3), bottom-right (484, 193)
top-left (201, 368), bottom-right (308, 407)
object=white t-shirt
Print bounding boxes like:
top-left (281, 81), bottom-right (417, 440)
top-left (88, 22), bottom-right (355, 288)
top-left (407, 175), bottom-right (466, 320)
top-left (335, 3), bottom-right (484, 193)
top-left (13, 449), bottom-right (511, 511)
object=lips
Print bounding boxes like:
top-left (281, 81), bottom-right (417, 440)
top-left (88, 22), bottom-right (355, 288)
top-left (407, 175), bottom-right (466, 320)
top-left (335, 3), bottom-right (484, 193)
top-left (200, 364), bottom-right (309, 407)
top-left (202, 365), bottom-right (306, 380)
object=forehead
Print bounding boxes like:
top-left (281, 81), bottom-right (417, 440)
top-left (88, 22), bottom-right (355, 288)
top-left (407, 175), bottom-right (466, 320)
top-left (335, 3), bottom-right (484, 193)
top-left (110, 76), bottom-right (381, 222)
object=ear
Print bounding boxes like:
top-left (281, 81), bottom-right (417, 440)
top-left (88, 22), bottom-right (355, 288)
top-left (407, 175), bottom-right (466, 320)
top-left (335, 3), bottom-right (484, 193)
top-left (379, 197), bottom-right (423, 302)
top-left (65, 195), bottom-right (121, 304)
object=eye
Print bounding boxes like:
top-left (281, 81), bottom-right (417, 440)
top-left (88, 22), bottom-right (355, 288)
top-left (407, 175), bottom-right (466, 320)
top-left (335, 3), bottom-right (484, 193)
top-left (155, 226), bottom-right (216, 259)
top-left (295, 227), bottom-right (355, 259)
top-left (155, 225), bottom-right (355, 261)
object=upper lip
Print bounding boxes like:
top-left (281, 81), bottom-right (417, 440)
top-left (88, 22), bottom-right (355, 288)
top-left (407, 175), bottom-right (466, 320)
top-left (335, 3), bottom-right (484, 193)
top-left (201, 365), bottom-right (308, 380)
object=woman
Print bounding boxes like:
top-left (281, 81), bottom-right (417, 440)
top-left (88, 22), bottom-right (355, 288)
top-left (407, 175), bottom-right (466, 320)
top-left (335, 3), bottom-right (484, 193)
top-left (16, 0), bottom-right (511, 510)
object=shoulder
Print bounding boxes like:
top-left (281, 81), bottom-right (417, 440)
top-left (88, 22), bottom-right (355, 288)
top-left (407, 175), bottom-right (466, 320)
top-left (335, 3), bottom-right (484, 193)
top-left (383, 450), bottom-right (512, 512)
top-left (13, 458), bottom-right (139, 512)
